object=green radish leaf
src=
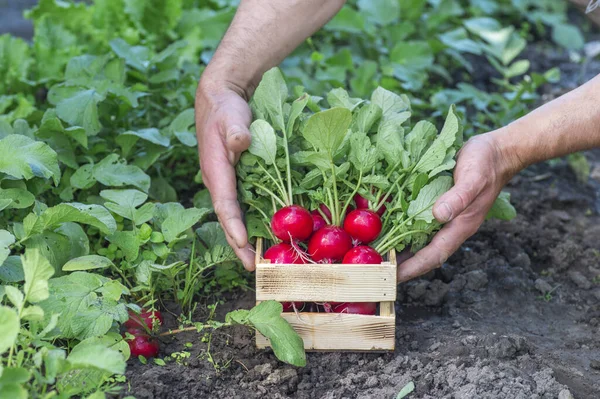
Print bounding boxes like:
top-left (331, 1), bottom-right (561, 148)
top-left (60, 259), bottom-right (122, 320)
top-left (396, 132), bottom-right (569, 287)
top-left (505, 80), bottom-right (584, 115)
top-left (63, 255), bottom-right (114, 271)
top-left (303, 108), bottom-right (352, 157)
top-left (486, 191), bottom-right (517, 221)
top-left (4, 286), bottom-right (23, 309)
top-left (92, 154), bottom-right (151, 192)
top-left (407, 176), bottom-right (453, 223)
top-left (20, 305), bottom-right (44, 321)
top-left (121, 128), bottom-right (170, 147)
top-left (0, 306), bottom-right (19, 354)
top-left (0, 256), bottom-right (24, 283)
top-left (0, 230), bottom-right (15, 266)
top-left (106, 231), bottom-right (140, 262)
top-left (169, 108), bottom-right (196, 147)
top-left (349, 132), bottom-right (379, 173)
top-left (405, 120), bottom-right (437, 161)
top-left (70, 164), bottom-right (96, 190)
top-left (414, 106), bottom-right (461, 174)
top-left (24, 203), bottom-right (117, 237)
top-left (55, 89), bottom-right (105, 135)
top-left (161, 207), bottom-right (211, 243)
top-left (0, 135), bottom-right (61, 185)
top-left (0, 188), bottom-right (35, 210)
top-left (225, 309), bottom-right (250, 325)
top-left (429, 148), bottom-right (457, 178)
top-left (248, 120), bottom-right (278, 165)
top-left (109, 38), bottom-right (151, 72)
top-left (253, 67), bottom-right (288, 132)
top-left (286, 93), bottom-right (309, 135)
top-left (66, 338), bottom-right (126, 375)
top-left (354, 103), bottom-right (382, 134)
top-left (22, 249), bottom-right (55, 303)
top-left (39, 272), bottom-right (129, 340)
top-left (247, 301), bottom-right (306, 367)
top-left (371, 86), bottom-right (410, 121)
top-left (326, 88), bottom-right (364, 110)
top-left (411, 173), bottom-right (429, 200)
top-left (100, 189), bottom-right (148, 222)
top-left (376, 118), bottom-right (407, 167)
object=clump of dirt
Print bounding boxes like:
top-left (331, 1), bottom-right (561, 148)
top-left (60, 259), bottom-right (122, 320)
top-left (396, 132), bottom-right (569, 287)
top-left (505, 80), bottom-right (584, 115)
top-left (121, 150), bottom-right (600, 399)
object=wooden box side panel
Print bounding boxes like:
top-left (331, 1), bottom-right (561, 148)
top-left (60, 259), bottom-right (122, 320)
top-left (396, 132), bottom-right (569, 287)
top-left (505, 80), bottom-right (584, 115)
top-left (256, 263), bottom-right (397, 302)
top-left (256, 313), bottom-right (395, 351)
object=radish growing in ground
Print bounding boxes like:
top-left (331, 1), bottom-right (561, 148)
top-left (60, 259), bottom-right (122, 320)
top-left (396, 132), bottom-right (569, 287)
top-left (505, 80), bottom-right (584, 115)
top-left (126, 333), bottom-right (160, 358)
top-left (308, 225), bottom-right (353, 262)
top-left (343, 209), bottom-right (382, 244)
top-left (342, 246), bottom-right (383, 264)
top-left (271, 205), bottom-right (314, 242)
top-left (124, 309), bottom-right (164, 331)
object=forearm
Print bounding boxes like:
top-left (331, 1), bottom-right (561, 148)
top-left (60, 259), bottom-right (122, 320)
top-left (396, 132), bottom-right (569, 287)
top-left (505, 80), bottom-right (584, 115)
top-left (202, 0), bottom-right (346, 99)
top-left (494, 74), bottom-right (600, 172)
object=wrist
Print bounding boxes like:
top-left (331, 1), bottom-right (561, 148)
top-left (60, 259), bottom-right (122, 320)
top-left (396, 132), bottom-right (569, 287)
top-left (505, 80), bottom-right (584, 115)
top-left (487, 126), bottom-right (528, 181)
top-left (200, 56), bottom-right (260, 102)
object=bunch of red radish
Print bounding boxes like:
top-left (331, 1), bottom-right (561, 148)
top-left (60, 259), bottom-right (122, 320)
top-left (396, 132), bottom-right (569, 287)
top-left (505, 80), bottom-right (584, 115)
top-left (122, 308), bottom-right (163, 358)
top-left (265, 193), bottom-right (388, 316)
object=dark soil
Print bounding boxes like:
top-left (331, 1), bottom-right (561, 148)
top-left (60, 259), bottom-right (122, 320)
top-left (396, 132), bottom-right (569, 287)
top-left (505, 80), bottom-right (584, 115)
top-left (120, 149), bottom-right (600, 399)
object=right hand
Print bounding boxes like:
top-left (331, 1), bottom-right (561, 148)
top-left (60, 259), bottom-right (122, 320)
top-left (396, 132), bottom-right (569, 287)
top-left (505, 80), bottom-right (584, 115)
top-left (195, 77), bottom-right (256, 271)
top-left (396, 131), bottom-right (523, 282)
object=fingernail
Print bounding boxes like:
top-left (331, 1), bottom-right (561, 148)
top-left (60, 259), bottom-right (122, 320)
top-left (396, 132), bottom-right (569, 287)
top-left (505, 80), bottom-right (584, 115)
top-left (437, 202), bottom-right (453, 222)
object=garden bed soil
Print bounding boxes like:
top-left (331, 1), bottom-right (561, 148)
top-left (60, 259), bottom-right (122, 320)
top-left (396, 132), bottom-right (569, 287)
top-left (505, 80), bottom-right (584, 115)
top-left (121, 45), bottom-right (600, 398)
top-left (122, 153), bottom-right (600, 399)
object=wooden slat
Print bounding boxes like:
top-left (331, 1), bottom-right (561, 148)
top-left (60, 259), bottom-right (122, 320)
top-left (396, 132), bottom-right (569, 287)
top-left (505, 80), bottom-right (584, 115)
top-left (256, 312), bottom-right (395, 351)
top-left (256, 263), bottom-right (396, 302)
top-left (379, 301), bottom-right (394, 317)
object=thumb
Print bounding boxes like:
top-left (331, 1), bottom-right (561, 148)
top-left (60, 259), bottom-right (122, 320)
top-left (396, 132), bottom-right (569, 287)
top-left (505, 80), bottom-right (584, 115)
top-left (223, 120), bottom-right (251, 154)
top-left (433, 175), bottom-right (484, 223)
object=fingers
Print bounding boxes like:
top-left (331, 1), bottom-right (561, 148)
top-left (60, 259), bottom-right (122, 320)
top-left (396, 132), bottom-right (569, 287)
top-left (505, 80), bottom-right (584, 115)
top-left (202, 145), bottom-right (253, 269)
top-left (397, 213), bottom-right (481, 283)
top-left (433, 172), bottom-right (485, 223)
top-left (222, 225), bottom-right (256, 272)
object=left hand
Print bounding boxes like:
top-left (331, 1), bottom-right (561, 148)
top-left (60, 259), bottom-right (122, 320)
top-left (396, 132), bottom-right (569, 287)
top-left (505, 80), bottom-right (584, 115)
top-left (396, 131), bottom-right (522, 282)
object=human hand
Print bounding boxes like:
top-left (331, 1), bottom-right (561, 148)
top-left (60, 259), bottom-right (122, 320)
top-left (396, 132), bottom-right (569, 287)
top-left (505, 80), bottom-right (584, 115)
top-left (396, 131), bottom-right (523, 282)
top-left (195, 77), bottom-right (256, 271)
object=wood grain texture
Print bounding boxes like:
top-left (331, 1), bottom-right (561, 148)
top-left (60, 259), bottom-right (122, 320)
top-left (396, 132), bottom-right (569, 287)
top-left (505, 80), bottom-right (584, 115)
top-left (256, 263), bottom-right (397, 302)
top-left (256, 312), bottom-right (395, 351)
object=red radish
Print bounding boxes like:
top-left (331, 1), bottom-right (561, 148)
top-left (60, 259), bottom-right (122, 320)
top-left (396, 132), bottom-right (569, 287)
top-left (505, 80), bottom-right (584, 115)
top-left (282, 302), bottom-right (305, 312)
top-left (124, 309), bottom-right (164, 331)
top-left (332, 302), bottom-right (377, 315)
top-left (318, 204), bottom-right (332, 221)
top-left (266, 243), bottom-right (305, 311)
top-left (311, 212), bottom-right (326, 232)
top-left (342, 246), bottom-right (383, 264)
top-left (125, 327), bottom-right (145, 336)
top-left (264, 243), bottom-right (307, 264)
top-left (343, 209), bottom-right (382, 244)
top-left (354, 194), bottom-right (369, 210)
top-left (126, 334), bottom-right (160, 358)
top-left (308, 225), bottom-right (352, 262)
top-left (354, 193), bottom-right (391, 216)
top-left (271, 205), bottom-right (313, 242)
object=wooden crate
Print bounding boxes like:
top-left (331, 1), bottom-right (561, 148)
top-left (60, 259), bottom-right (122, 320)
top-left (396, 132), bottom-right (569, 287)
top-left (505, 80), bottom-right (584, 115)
top-left (255, 238), bottom-right (397, 351)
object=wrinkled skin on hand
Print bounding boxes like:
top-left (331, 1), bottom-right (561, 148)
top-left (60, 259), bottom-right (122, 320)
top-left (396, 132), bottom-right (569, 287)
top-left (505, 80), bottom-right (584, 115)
top-left (396, 132), bottom-right (521, 282)
top-left (195, 79), bottom-right (256, 271)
